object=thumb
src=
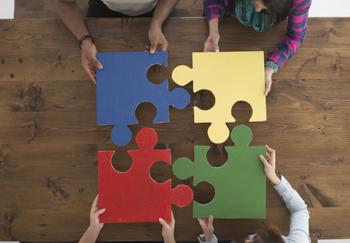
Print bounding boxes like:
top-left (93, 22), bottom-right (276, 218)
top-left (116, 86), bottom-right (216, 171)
top-left (159, 218), bottom-right (168, 228)
top-left (259, 154), bottom-right (269, 167)
top-left (94, 57), bottom-right (103, 70)
top-left (149, 43), bottom-right (157, 54)
top-left (208, 215), bottom-right (214, 226)
top-left (96, 208), bottom-right (106, 216)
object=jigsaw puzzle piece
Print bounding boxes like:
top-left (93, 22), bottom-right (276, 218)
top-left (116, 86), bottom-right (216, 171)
top-left (172, 51), bottom-right (266, 143)
top-left (98, 127), bottom-right (193, 223)
top-left (96, 51), bottom-right (190, 146)
top-left (173, 124), bottom-right (266, 219)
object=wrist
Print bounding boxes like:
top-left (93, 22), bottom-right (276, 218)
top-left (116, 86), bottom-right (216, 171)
top-left (204, 233), bottom-right (213, 241)
top-left (88, 224), bottom-right (102, 234)
top-left (270, 175), bottom-right (281, 186)
top-left (150, 19), bottom-right (162, 30)
top-left (81, 38), bottom-right (95, 50)
top-left (164, 236), bottom-right (176, 243)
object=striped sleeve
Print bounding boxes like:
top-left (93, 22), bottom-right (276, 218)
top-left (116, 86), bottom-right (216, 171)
top-left (267, 0), bottom-right (312, 70)
top-left (204, 0), bottom-right (230, 20)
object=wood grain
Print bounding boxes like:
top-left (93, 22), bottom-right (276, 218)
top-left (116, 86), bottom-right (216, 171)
top-left (0, 15), bottom-right (349, 243)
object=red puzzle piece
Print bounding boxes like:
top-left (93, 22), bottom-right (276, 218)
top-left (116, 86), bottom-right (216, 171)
top-left (98, 127), bottom-right (193, 223)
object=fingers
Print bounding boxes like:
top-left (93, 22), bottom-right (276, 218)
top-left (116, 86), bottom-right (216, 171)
top-left (149, 42), bottom-right (157, 54)
top-left (198, 218), bottom-right (206, 227)
top-left (90, 195), bottom-right (99, 214)
top-left (265, 145), bottom-right (276, 161)
top-left (265, 145), bottom-right (275, 153)
top-left (259, 154), bottom-right (269, 167)
top-left (94, 57), bottom-right (103, 70)
top-left (208, 215), bottom-right (214, 226)
top-left (170, 211), bottom-right (175, 228)
top-left (159, 218), bottom-right (169, 228)
top-left (82, 63), bottom-right (96, 84)
top-left (265, 82), bottom-right (271, 96)
top-left (95, 208), bottom-right (106, 217)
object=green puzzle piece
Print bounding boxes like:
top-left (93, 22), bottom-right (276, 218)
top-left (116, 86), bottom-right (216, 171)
top-left (173, 124), bottom-right (266, 219)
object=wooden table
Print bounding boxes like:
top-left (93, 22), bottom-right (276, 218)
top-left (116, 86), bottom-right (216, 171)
top-left (0, 17), bottom-right (350, 242)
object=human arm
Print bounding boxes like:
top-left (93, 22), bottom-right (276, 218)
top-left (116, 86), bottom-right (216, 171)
top-left (259, 145), bottom-right (310, 243)
top-left (203, 0), bottom-right (229, 52)
top-left (159, 212), bottom-right (176, 243)
top-left (197, 215), bottom-right (218, 243)
top-left (56, 0), bottom-right (102, 83)
top-left (148, 0), bottom-right (179, 53)
top-left (78, 195), bottom-right (106, 243)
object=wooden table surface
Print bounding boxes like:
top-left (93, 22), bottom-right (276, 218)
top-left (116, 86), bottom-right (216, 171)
top-left (0, 16), bottom-right (350, 242)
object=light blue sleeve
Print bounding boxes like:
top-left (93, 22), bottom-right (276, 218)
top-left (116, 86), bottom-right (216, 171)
top-left (197, 234), bottom-right (218, 243)
top-left (275, 176), bottom-right (311, 243)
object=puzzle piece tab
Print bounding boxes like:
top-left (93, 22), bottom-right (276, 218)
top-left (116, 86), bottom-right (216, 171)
top-left (98, 127), bottom-right (193, 223)
top-left (173, 124), bottom-right (266, 219)
top-left (172, 51), bottom-right (266, 144)
top-left (97, 51), bottom-right (190, 146)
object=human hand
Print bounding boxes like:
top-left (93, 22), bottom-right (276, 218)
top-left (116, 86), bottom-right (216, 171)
top-left (148, 24), bottom-right (168, 54)
top-left (204, 34), bottom-right (220, 52)
top-left (259, 145), bottom-right (281, 186)
top-left (89, 195), bottom-right (105, 232)
top-left (159, 212), bottom-right (176, 243)
top-left (81, 39), bottom-right (103, 84)
top-left (198, 215), bottom-right (214, 241)
top-left (264, 67), bottom-right (274, 96)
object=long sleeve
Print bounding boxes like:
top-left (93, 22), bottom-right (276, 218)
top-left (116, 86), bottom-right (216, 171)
top-left (267, 0), bottom-right (311, 70)
top-left (197, 234), bottom-right (218, 243)
top-left (204, 0), bottom-right (230, 20)
top-left (274, 176), bottom-right (310, 243)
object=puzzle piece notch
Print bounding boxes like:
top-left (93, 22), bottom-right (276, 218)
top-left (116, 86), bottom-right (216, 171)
top-left (172, 51), bottom-right (267, 144)
top-left (172, 124), bottom-right (266, 219)
top-left (96, 51), bottom-right (190, 146)
top-left (98, 127), bottom-right (193, 223)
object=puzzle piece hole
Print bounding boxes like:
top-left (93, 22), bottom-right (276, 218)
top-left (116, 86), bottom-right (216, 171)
top-left (207, 144), bottom-right (228, 167)
top-left (111, 149), bottom-right (132, 173)
top-left (135, 102), bottom-right (157, 126)
top-left (150, 161), bottom-right (172, 183)
top-left (193, 181), bottom-right (215, 204)
top-left (147, 64), bottom-right (170, 84)
top-left (231, 101), bottom-right (253, 123)
top-left (194, 89), bottom-right (215, 111)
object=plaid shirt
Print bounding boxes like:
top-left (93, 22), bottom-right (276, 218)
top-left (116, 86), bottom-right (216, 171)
top-left (204, 0), bottom-right (312, 71)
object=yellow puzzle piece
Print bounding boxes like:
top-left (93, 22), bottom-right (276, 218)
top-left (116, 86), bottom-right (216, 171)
top-left (172, 51), bottom-right (266, 144)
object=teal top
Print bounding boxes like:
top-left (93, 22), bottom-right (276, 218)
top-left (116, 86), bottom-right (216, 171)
top-left (234, 0), bottom-right (275, 32)
top-left (234, 0), bottom-right (278, 72)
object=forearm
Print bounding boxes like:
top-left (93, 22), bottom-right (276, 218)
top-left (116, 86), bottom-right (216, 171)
top-left (208, 18), bottom-right (219, 36)
top-left (78, 226), bottom-right (101, 243)
top-left (150, 0), bottom-right (179, 29)
top-left (56, 0), bottom-right (90, 40)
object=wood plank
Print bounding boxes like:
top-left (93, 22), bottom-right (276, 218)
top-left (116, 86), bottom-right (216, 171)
top-left (14, 0), bottom-right (204, 18)
top-left (1, 18), bottom-right (350, 82)
top-left (0, 207), bottom-right (349, 241)
top-left (1, 17), bottom-right (350, 242)
top-left (0, 79), bottom-right (349, 113)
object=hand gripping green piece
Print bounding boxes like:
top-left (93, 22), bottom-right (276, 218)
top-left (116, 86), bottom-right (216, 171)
top-left (173, 124), bottom-right (266, 219)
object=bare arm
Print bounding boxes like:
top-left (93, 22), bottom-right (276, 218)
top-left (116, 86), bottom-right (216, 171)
top-left (78, 195), bottom-right (105, 243)
top-left (150, 0), bottom-right (179, 28)
top-left (56, 0), bottom-right (90, 40)
top-left (78, 227), bottom-right (101, 243)
top-left (148, 0), bottom-right (179, 53)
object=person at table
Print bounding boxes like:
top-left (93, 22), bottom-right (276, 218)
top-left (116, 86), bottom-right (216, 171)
top-left (197, 145), bottom-right (310, 243)
top-left (57, 0), bottom-right (179, 83)
top-left (78, 195), bottom-right (176, 243)
top-left (204, 0), bottom-right (312, 95)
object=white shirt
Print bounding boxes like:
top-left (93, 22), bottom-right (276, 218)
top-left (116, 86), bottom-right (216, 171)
top-left (101, 0), bottom-right (158, 16)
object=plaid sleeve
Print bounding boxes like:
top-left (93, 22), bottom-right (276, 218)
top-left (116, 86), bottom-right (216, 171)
top-left (204, 0), bottom-right (229, 20)
top-left (267, 0), bottom-right (312, 70)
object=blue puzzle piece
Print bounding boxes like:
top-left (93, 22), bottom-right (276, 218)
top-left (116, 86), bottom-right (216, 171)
top-left (96, 51), bottom-right (190, 146)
